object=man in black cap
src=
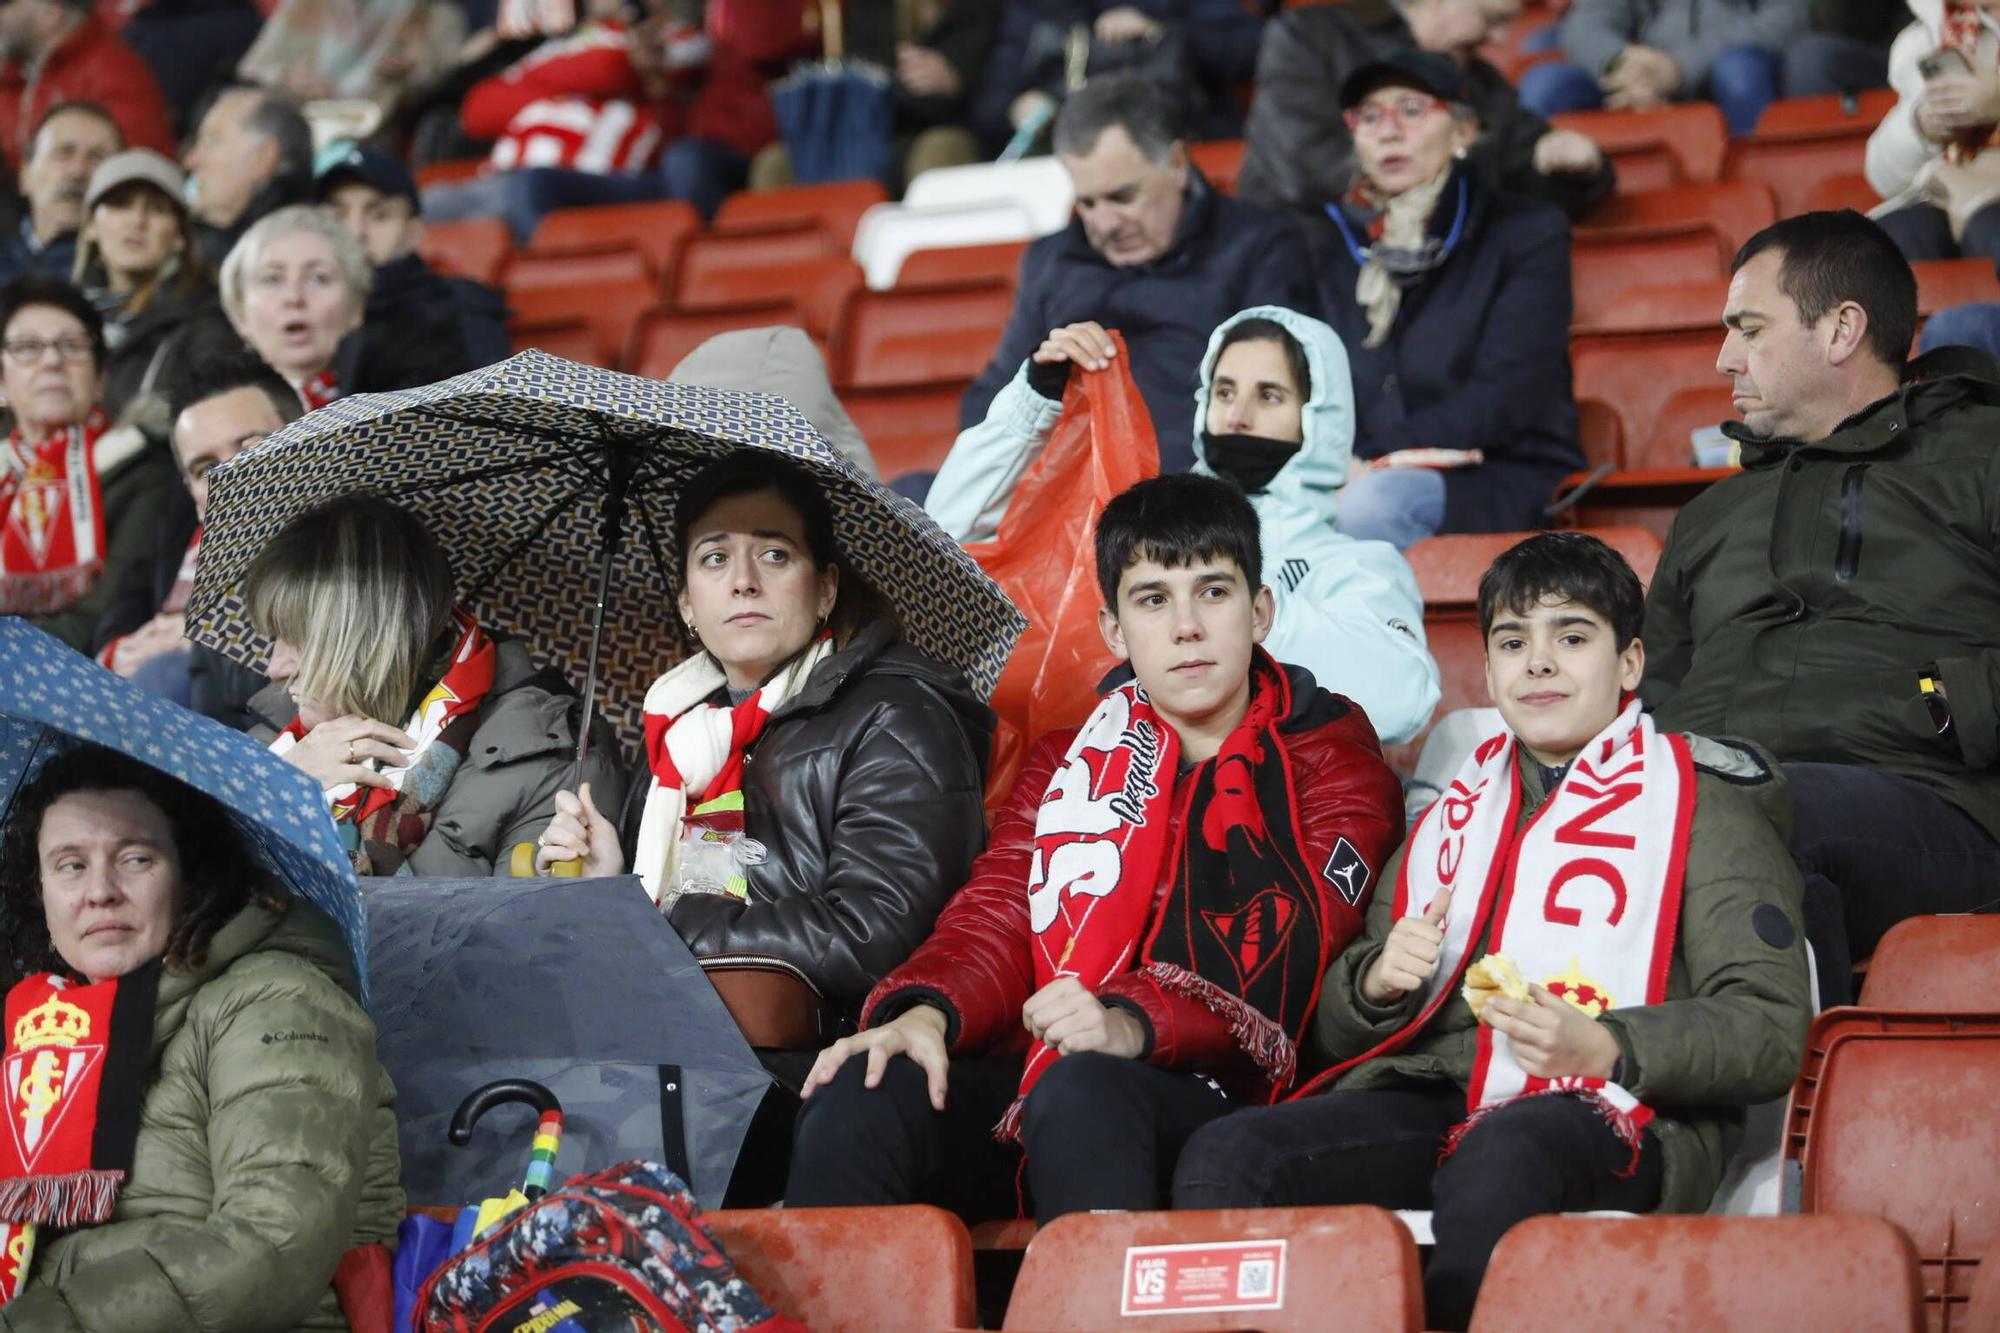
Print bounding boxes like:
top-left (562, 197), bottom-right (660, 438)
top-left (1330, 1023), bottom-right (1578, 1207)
top-left (316, 141), bottom-right (509, 372)
top-left (1241, 0), bottom-right (1612, 223)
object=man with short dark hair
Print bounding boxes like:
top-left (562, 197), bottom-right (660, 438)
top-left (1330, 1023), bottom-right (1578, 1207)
top-left (0, 0), bottom-right (171, 168)
top-left (183, 84), bottom-right (314, 263)
top-left (960, 72), bottom-right (1315, 473)
top-left (0, 101), bottom-right (117, 287)
top-left (1642, 209), bottom-right (2000, 1004)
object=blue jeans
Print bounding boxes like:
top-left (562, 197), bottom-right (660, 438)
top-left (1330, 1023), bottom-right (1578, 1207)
top-left (128, 648), bottom-right (192, 706)
top-left (1518, 44), bottom-right (1781, 135)
top-left (1920, 302), bottom-right (2000, 359)
top-left (420, 139), bottom-right (752, 242)
top-left (1336, 465), bottom-right (1446, 550)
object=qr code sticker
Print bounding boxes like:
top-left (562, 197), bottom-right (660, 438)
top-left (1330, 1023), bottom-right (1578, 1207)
top-left (1237, 1258), bottom-right (1275, 1301)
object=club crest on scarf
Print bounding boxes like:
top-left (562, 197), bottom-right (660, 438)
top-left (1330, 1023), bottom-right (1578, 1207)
top-left (1027, 688), bottom-right (1166, 942)
top-left (0, 408), bottom-right (112, 615)
top-left (5, 993), bottom-right (96, 1173)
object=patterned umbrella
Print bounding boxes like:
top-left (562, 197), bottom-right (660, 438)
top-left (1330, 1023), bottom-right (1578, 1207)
top-left (0, 618), bottom-right (366, 998)
top-left (184, 350), bottom-right (1025, 752)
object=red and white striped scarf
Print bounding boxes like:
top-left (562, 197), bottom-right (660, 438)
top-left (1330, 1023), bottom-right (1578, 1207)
top-left (632, 635), bottom-right (833, 902)
top-left (0, 408), bottom-right (112, 615)
top-left (1307, 700), bottom-right (1693, 1165)
top-left (296, 370), bottom-right (340, 412)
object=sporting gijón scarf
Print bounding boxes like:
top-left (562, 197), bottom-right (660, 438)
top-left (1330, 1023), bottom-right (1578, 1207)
top-left (1002, 651), bottom-right (1327, 1139)
top-left (1311, 699), bottom-right (1692, 1167)
top-left (0, 408), bottom-right (112, 615)
top-left (0, 964), bottom-right (157, 1302)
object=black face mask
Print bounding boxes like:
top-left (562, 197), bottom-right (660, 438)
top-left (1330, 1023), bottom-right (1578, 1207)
top-left (1202, 429), bottom-right (1300, 494)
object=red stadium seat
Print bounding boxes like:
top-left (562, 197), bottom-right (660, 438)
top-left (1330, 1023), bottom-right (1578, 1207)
top-left (1785, 1010), bottom-right (2000, 1329)
top-left (1001, 1206), bottom-right (1423, 1332)
top-left (675, 252), bottom-right (863, 341)
top-left (1470, 1215), bottom-right (1924, 1333)
top-left (1725, 126), bottom-right (1873, 219)
top-left (1965, 1245), bottom-right (2000, 1333)
top-left (1571, 227), bottom-right (1727, 330)
top-left (1858, 915), bottom-right (2000, 1011)
top-left (1577, 395), bottom-right (1624, 470)
top-left (414, 157), bottom-right (484, 190)
top-left (508, 317), bottom-right (601, 365)
top-left (420, 217), bottom-right (512, 287)
top-left (626, 301), bottom-right (811, 380)
top-left (1577, 180), bottom-right (1777, 257)
top-left (528, 199), bottom-right (700, 283)
top-left (1581, 278), bottom-right (1730, 336)
top-left (1755, 88), bottom-right (1899, 136)
top-left (839, 381), bottom-right (969, 480)
top-left (1913, 258), bottom-right (2000, 315)
top-left (1571, 328), bottom-right (1725, 463)
top-left (897, 239), bottom-right (1029, 290)
top-left (1805, 171), bottom-right (1880, 215)
top-left (1639, 385), bottom-right (1737, 469)
top-left (706, 1205), bottom-right (977, 1333)
top-left (832, 280), bottom-right (1014, 390)
top-left (1189, 138), bottom-right (1245, 194)
top-left (1553, 104), bottom-right (1730, 188)
top-left (673, 222), bottom-right (842, 299)
top-left (712, 179), bottom-right (888, 250)
top-left (505, 246), bottom-right (657, 367)
top-left (1406, 529), bottom-right (1663, 610)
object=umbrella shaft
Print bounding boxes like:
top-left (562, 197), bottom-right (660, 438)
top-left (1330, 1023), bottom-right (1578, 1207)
top-left (575, 459), bottom-right (634, 779)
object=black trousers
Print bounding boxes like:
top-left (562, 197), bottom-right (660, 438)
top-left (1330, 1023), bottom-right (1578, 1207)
top-left (1171, 1082), bottom-right (1663, 1332)
top-left (784, 1050), bottom-right (1232, 1224)
top-left (1785, 762), bottom-right (2000, 1005)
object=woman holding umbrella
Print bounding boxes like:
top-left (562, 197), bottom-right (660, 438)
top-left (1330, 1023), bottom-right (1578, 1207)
top-left (244, 492), bottom-right (626, 877)
top-left (535, 451), bottom-right (995, 1040)
top-left (0, 742), bottom-right (401, 1325)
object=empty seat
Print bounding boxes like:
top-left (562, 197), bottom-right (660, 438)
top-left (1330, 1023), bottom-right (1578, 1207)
top-left (904, 157), bottom-right (1077, 236)
top-left (1577, 180), bottom-right (1777, 257)
top-left (508, 317), bottom-right (601, 366)
top-left (1189, 138), bottom-right (1245, 194)
top-left (1553, 104), bottom-right (1730, 187)
top-left (1571, 328), bottom-right (1727, 462)
top-left (505, 246), bottom-right (657, 367)
top-left (528, 199), bottom-right (700, 281)
top-left (1725, 126), bottom-right (1873, 219)
top-left (1571, 228), bottom-right (1726, 330)
top-left (706, 1204), bottom-right (976, 1333)
top-left (1002, 1206), bottom-right (1422, 1332)
top-left (1805, 171), bottom-right (1879, 215)
top-left (673, 223), bottom-right (841, 303)
top-left (839, 381), bottom-right (969, 480)
top-left (853, 200), bottom-right (1037, 289)
top-left (897, 239), bottom-right (1029, 290)
top-left (420, 217), bottom-right (511, 287)
top-left (626, 301), bottom-right (810, 380)
top-left (1580, 277), bottom-right (1731, 336)
top-left (1576, 395), bottom-right (1624, 470)
top-left (833, 280), bottom-right (1014, 390)
top-left (1640, 384), bottom-right (1737, 469)
top-left (1406, 528), bottom-right (1663, 609)
top-left (1858, 915), bottom-right (2000, 1011)
top-left (1913, 258), bottom-right (2000, 316)
top-left (712, 179), bottom-right (889, 250)
top-left (1470, 1215), bottom-right (1923, 1333)
top-left (1786, 1011), bottom-right (2000, 1328)
top-left (675, 250), bottom-right (863, 341)
top-left (1755, 88), bottom-right (1899, 136)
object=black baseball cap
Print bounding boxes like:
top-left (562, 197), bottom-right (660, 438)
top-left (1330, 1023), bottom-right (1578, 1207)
top-left (1339, 49), bottom-right (1470, 110)
top-left (315, 142), bottom-right (419, 211)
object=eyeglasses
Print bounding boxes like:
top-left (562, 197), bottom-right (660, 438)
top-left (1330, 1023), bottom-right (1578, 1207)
top-left (1344, 92), bottom-right (1445, 134)
top-left (2, 336), bottom-right (93, 365)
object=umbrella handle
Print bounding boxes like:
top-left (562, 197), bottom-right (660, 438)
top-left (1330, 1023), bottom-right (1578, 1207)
top-left (448, 1078), bottom-right (564, 1145)
top-left (507, 842), bottom-right (581, 878)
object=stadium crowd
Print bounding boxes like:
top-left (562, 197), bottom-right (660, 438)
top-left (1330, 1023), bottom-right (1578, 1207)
top-left (0, 0), bottom-right (1994, 1328)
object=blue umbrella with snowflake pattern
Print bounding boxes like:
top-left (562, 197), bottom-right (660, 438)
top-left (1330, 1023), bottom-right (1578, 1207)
top-left (0, 617), bottom-right (366, 999)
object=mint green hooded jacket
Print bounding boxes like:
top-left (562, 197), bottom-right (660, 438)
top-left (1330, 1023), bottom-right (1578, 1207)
top-left (928, 305), bottom-right (1440, 745)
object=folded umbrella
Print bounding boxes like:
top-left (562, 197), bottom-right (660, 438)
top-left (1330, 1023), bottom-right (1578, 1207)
top-left (771, 0), bottom-right (893, 185)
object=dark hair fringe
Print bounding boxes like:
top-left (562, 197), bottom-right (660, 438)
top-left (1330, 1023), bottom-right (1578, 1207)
top-left (1733, 210), bottom-right (1918, 371)
top-left (1094, 473), bottom-right (1263, 607)
top-left (0, 274), bottom-right (107, 372)
top-left (1476, 531), bottom-right (1646, 648)
top-left (0, 744), bottom-right (287, 986)
top-left (1214, 316), bottom-right (1311, 402)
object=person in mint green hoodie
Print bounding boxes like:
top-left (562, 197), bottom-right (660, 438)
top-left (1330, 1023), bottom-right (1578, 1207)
top-left (928, 304), bottom-right (1440, 746)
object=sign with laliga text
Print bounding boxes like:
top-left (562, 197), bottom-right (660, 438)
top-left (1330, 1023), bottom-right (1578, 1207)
top-left (1119, 1238), bottom-right (1287, 1317)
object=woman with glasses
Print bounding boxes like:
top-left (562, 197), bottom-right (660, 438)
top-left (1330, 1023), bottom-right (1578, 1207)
top-left (0, 275), bottom-right (174, 650)
top-left (1310, 50), bottom-right (1583, 549)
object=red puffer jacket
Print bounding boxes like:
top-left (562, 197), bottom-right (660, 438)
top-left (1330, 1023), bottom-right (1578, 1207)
top-left (863, 665), bottom-right (1405, 1099)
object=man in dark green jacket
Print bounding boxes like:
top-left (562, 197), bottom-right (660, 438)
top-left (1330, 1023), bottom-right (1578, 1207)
top-left (1642, 210), bottom-right (2000, 1004)
top-left (1174, 533), bottom-right (1811, 1332)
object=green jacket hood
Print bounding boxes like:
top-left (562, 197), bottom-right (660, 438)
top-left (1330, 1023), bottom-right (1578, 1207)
top-left (1193, 305), bottom-right (1356, 498)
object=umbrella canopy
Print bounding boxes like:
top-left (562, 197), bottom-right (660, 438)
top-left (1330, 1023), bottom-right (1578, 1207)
top-left (366, 875), bottom-right (769, 1209)
top-left (185, 349), bottom-right (1023, 750)
top-left (0, 617), bottom-right (366, 994)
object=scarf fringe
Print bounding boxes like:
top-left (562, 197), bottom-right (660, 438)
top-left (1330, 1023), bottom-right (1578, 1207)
top-left (992, 1094), bottom-right (1026, 1146)
top-left (0, 1168), bottom-right (124, 1226)
top-left (1142, 962), bottom-right (1298, 1092)
top-left (1440, 1088), bottom-right (1647, 1178)
top-left (0, 563), bottom-right (101, 615)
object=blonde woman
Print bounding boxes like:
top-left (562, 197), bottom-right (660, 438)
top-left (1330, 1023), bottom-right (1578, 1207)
top-left (219, 204), bottom-right (370, 408)
top-left (244, 493), bottom-right (624, 876)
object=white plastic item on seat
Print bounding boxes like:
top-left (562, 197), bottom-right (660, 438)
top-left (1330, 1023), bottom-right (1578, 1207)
top-left (851, 200), bottom-right (1037, 290)
top-left (902, 157), bottom-right (1077, 237)
top-left (1395, 1211), bottom-right (1637, 1247)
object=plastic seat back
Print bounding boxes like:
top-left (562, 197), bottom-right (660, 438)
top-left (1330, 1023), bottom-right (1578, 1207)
top-left (677, 252), bottom-right (863, 340)
top-left (839, 381), bottom-right (968, 480)
top-left (1756, 88), bottom-right (1899, 136)
top-left (1406, 529), bottom-right (1662, 609)
top-left (853, 200), bottom-right (1037, 288)
top-left (505, 246), bottom-right (657, 368)
top-left (1805, 171), bottom-right (1879, 214)
top-left (528, 199), bottom-right (700, 282)
top-left (626, 301), bottom-right (809, 380)
top-left (833, 280), bottom-right (1014, 389)
top-left (1914, 258), bottom-right (2000, 316)
top-left (1581, 278), bottom-right (1731, 336)
top-left (1571, 328), bottom-right (1726, 458)
top-left (1577, 180), bottom-right (1777, 257)
top-left (674, 223), bottom-right (839, 306)
top-left (1553, 104), bottom-right (1730, 185)
top-left (508, 317), bottom-right (601, 365)
top-left (897, 239), bottom-right (1029, 290)
top-left (705, 1204), bottom-right (976, 1333)
top-left (904, 157), bottom-right (1077, 235)
top-left (1189, 138), bottom-right (1245, 194)
top-left (1640, 385), bottom-right (1738, 469)
top-left (713, 180), bottom-right (889, 250)
top-left (1861, 915), bottom-right (2000, 1011)
top-left (1001, 1206), bottom-right (1422, 1332)
top-left (420, 217), bottom-right (512, 287)
top-left (1571, 227), bottom-right (1726, 330)
top-left (1470, 1215), bottom-right (1923, 1332)
top-left (1726, 126), bottom-right (1872, 218)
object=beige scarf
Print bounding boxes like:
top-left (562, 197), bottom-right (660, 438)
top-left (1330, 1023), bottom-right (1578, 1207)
top-left (1357, 166), bottom-right (1456, 348)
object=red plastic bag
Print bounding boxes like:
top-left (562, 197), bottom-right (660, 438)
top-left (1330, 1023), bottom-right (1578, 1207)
top-left (964, 336), bottom-right (1160, 807)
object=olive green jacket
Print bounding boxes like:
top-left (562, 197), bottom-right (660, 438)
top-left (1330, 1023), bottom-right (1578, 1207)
top-left (3, 900), bottom-right (403, 1331)
top-left (1313, 738), bottom-right (1812, 1214)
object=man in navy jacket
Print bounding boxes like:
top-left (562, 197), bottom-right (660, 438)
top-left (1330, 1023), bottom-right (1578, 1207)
top-left (960, 71), bottom-right (1315, 475)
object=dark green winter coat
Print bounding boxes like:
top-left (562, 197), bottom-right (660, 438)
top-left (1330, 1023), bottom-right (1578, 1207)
top-left (1641, 346), bottom-right (2000, 842)
top-left (3, 898), bottom-right (403, 1330)
top-left (1312, 739), bottom-right (1812, 1215)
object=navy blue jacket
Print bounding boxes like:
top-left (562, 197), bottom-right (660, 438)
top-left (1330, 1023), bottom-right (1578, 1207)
top-left (0, 220), bottom-right (74, 290)
top-left (962, 171), bottom-right (1315, 474)
top-left (1311, 172), bottom-right (1584, 534)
